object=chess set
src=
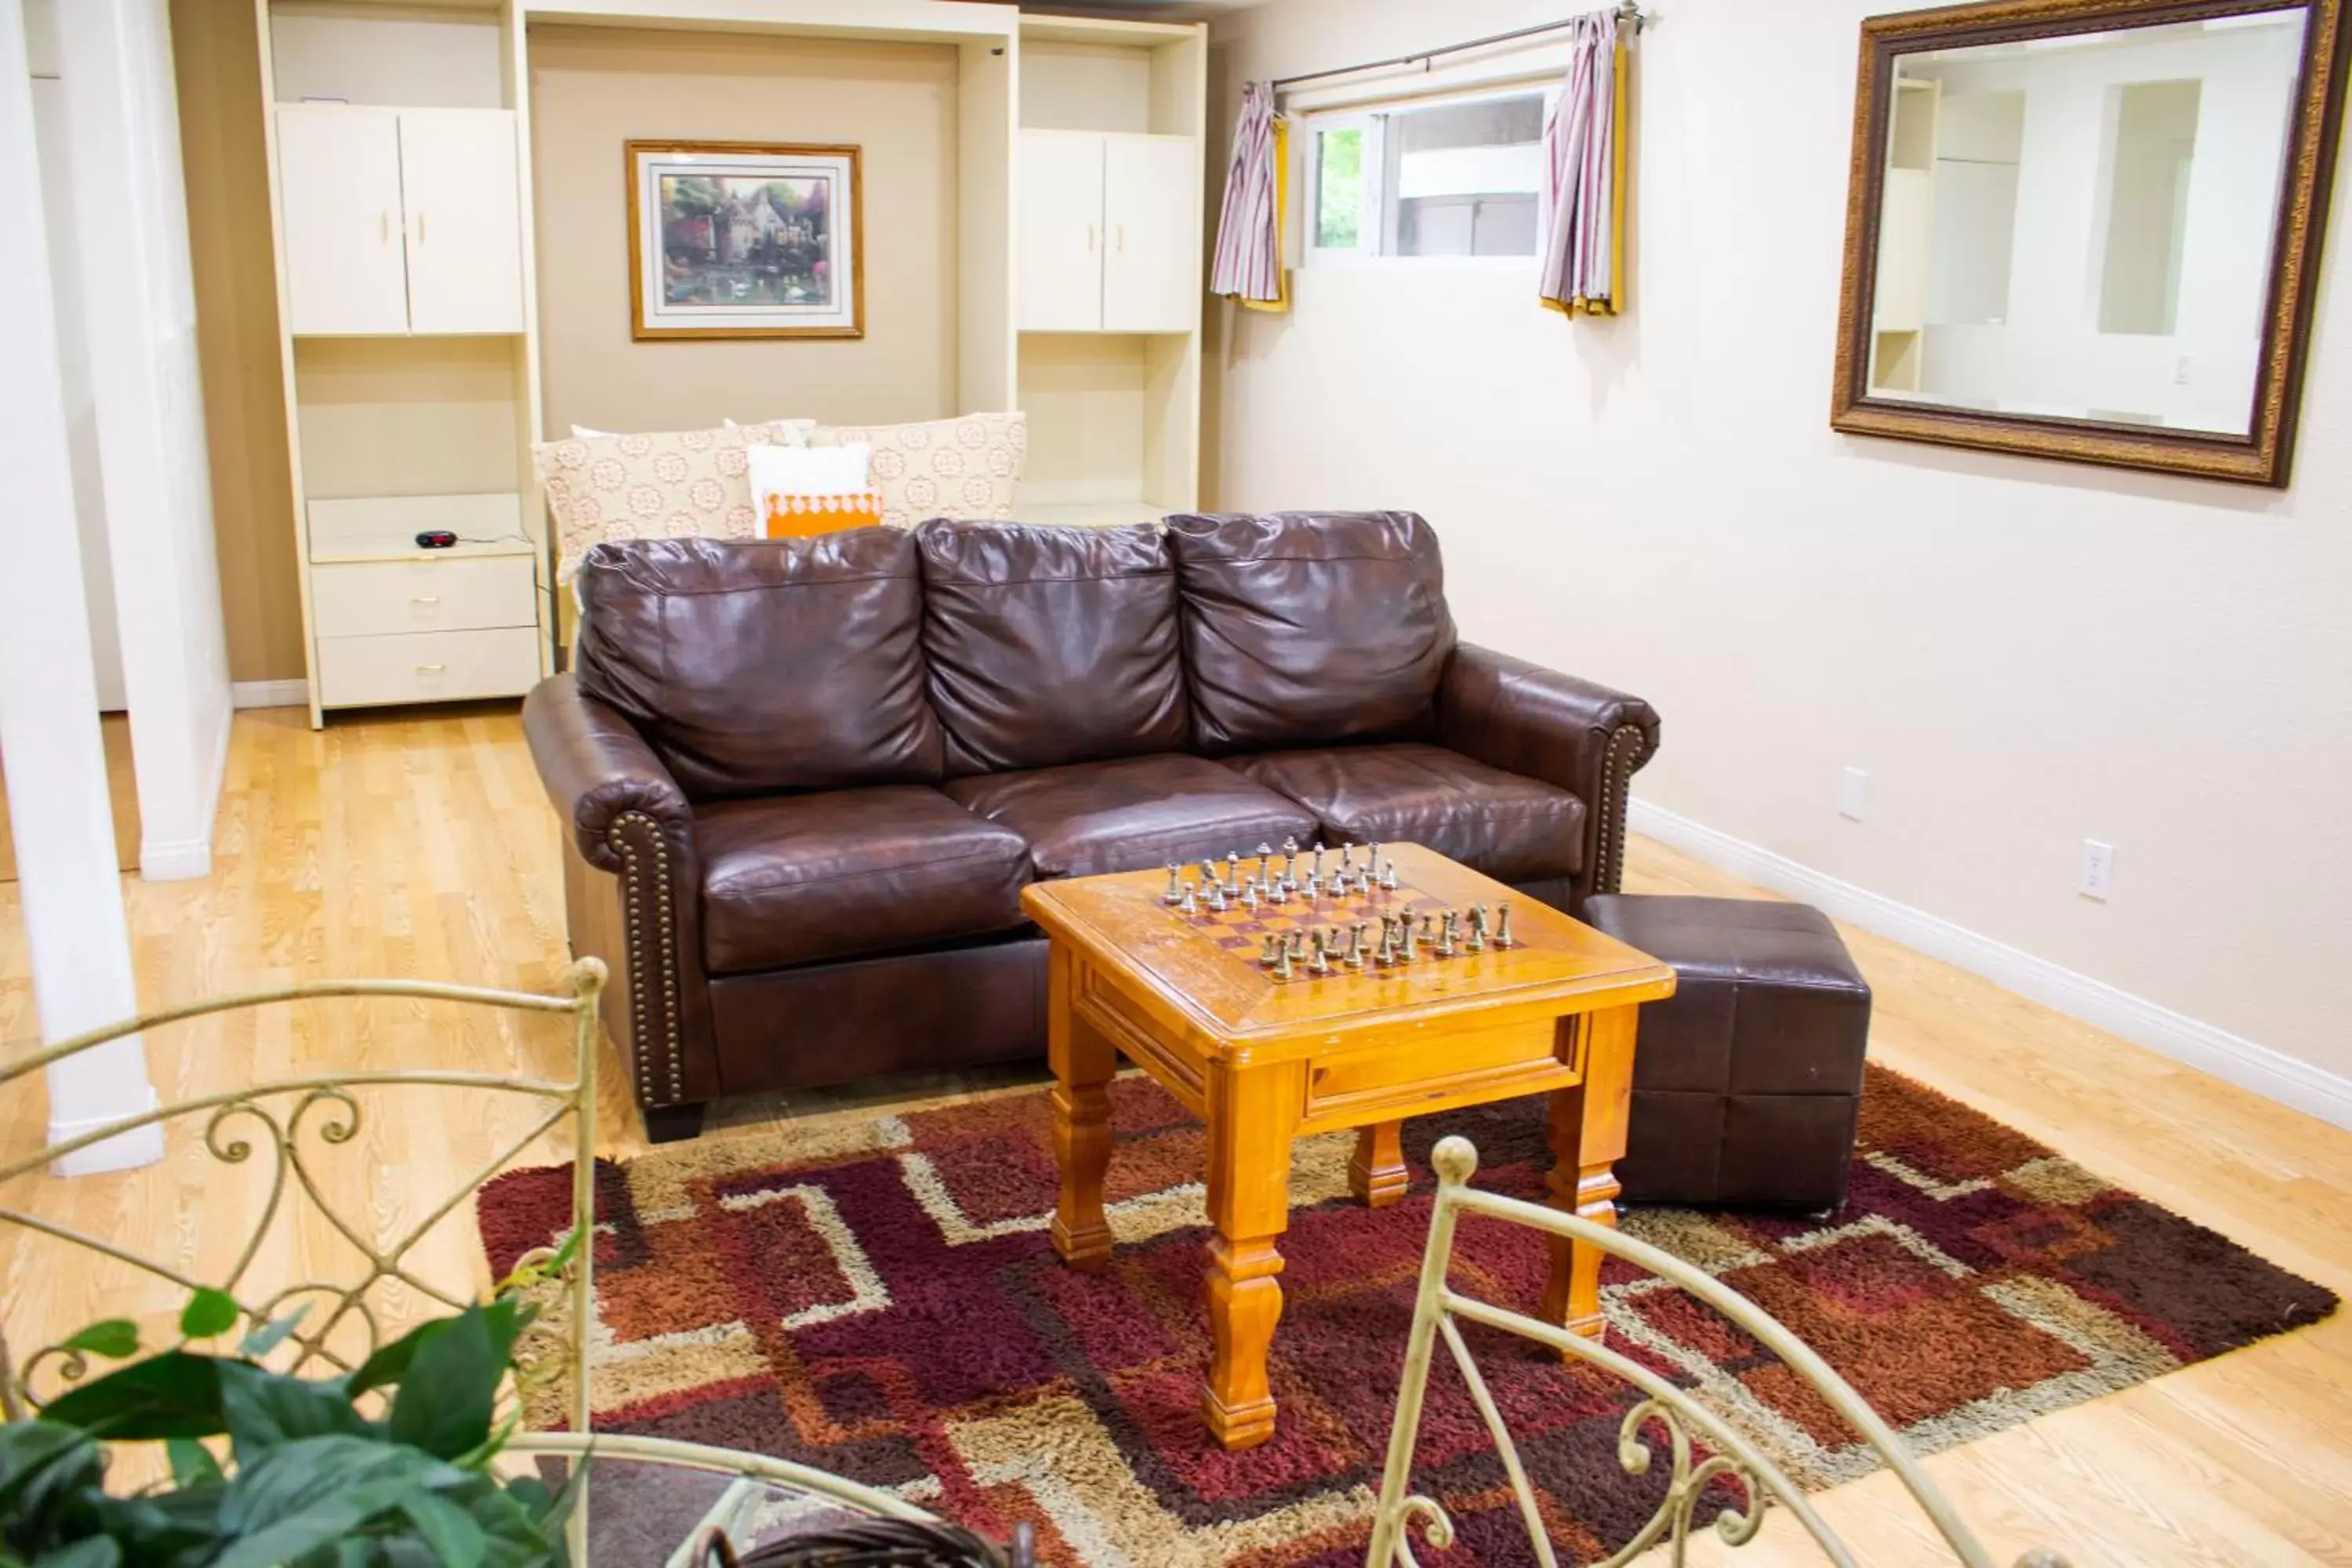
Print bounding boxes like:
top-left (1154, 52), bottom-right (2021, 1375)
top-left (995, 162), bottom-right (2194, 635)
top-left (1162, 838), bottom-right (1515, 982)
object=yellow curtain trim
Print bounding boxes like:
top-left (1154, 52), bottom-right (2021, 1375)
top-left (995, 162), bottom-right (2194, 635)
top-left (1238, 114), bottom-right (1292, 314)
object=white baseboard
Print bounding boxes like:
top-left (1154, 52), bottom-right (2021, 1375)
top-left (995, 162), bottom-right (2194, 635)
top-left (232, 679), bottom-right (309, 710)
top-left (49, 1089), bottom-right (165, 1176)
top-left (139, 693), bottom-right (233, 883)
top-left (1626, 797), bottom-right (2352, 1132)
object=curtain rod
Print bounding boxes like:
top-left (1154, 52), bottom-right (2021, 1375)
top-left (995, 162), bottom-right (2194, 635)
top-left (1271, 4), bottom-right (1646, 93)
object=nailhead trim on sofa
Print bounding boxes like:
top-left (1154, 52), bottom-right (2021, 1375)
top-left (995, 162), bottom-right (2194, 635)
top-left (608, 810), bottom-right (684, 1105)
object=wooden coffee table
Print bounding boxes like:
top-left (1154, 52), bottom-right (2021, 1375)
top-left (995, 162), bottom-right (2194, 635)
top-left (1022, 841), bottom-right (1675, 1450)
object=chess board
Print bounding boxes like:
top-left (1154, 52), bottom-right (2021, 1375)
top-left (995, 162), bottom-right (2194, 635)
top-left (1175, 881), bottom-right (1457, 956)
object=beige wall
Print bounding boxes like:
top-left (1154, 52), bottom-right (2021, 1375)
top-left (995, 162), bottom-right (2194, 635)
top-left (528, 27), bottom-right (959, 438)
top-left (1207, 0), bottom-right (2352, 1115)
top-left (172, 0), bottom-right (303, 685)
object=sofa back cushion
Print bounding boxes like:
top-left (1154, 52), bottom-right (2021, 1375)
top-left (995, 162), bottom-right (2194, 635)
top-left (1167, 510), bottom-right (1457, 754)
top-left (917, 520), bottom-right (1189, 775)
top-left (574, 532), bottom-right (944, 797)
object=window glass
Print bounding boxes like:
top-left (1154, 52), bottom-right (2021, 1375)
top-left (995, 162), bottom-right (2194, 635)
top-left (1388, 95), bottom-right (1544, 258)
top-left (1315, 126), bottom-right (1364, 249)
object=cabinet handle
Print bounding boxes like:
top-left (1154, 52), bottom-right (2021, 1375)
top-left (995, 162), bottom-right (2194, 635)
top-left (412, 595), bottom-right (441, 606)
top-left (380, 211), bottom-right (390, 243)
top-left (1086, 223), bottom-right (1096, 252)
top-left (416, 663), bottom-right (447, 674)
top-left (1115, 224), bottom-right (1126, 252)
top-left (416, 212), bottom-right (426, 245)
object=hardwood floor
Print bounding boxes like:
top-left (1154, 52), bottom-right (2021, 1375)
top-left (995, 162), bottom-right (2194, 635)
top-left (2, 706), bottom-right (2347, 1563)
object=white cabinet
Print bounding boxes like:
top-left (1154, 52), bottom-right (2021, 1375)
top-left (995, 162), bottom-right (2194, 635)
top-left (1017, 129), bottom-right (1197, 333)
top-left (1019, 132), bottom-right (1108, 332)
top-left (278, 107), bottom-right (409, 336)
top-left (398, 110), bottom-right (526, 335)
top-left (1102, 136), bottom-right (1198, 332)
top-left (275, 106), bottom-right (523, 337)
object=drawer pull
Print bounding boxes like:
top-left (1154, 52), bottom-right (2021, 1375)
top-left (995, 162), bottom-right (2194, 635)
top-left (416, 663), bottom-right (448, 674)
top-left (412, 595), bottom-right (441, 606)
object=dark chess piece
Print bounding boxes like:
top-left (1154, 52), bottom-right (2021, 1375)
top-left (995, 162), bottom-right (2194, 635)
top-left (1163, 862), bottom-right (1183, 906)
top-left (1436, 913), bottom-right (1457, 958)
top-left (1465, 904), bottom-right (1487, 953)
top-left (1402, 917), bottom-right (1420, 962)
top-left (1260, 934), bottom-right (1282, 968)
top-left (1308, 931), bottom-right (1330, 975)
top-left (1272, 938), bottom-right (1294, 981)
top-left (1496, 901), bottom-right (1515, 947)
top-left (1346, 921), bottom-right (1369, 968)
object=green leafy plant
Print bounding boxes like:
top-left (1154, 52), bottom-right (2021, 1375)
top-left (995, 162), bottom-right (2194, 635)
top-left (0, 1240), bottom-right (580, 1568)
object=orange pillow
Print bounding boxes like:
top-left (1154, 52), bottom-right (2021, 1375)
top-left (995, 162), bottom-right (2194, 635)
top-left (764, 492), bottom-right (885, 538)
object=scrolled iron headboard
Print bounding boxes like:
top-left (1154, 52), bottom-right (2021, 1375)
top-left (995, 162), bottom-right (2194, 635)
top-left (1367, 1135), bottom-right (2071, 1568)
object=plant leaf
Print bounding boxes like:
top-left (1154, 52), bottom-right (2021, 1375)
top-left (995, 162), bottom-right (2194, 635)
top-left (400, 1492), bottom-right (488, 1568)
top-left (57, 1321), bottom-right (140, 1361)
top-left (164, 1436), bottom-right (225, 1487)
top-left (27, 1541), bottom-right (118, 1568)
top-left (386, 1301), bottom-right (523, 1461)
top-left (339, 1318), bottom-right (447, 1400)
top-left (237, 1308), bottom-right (310, 1363)
top-left (38, 1352), bottom-right (224, 1440)
top-left (216, 1362), bottom-right (372, 1465)
top-left (213, 1434), bottom-right (465, 1552)
top-left (180, 1288), bottom-right (241, 1342)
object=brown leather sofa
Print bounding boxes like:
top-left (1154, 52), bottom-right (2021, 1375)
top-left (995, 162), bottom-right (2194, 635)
top-left (524, 511), bottom-right (1660, 1140)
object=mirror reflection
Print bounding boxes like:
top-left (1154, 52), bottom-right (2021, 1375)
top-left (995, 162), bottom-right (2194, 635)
top-left (1866, 8), bottom-right (2307, 434)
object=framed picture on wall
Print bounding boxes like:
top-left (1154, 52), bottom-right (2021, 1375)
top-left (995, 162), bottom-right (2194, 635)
top-left (625, 140), bottom-right (863, 340)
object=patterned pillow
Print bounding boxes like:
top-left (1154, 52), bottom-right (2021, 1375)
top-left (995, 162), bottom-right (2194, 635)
top-left (534, 419), bottom-right (816, 582)
top-left (809, 413), bottom-right (1025, 529)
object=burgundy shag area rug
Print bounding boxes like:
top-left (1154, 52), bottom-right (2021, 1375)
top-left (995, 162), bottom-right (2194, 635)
top-left (477, 1065), bottom-right (2333, 1565)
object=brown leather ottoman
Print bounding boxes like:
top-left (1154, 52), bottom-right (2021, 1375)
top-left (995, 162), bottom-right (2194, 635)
top-left (1581, 895), bottom-right (1871, 1211)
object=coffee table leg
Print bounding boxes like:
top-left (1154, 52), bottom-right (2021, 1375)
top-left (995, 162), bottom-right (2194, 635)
top-left (1203, 1062), bottom-right (1301, 1450)
top-left (1542, 1004), bottom-right (1639, 1341)
top-left (1348, 1120), bottom-right (1408, 1207)
top-left (1048, 944), bottom-right (1115, 1272)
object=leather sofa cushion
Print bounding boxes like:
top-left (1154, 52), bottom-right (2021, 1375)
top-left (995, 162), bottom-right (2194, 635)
top-left (1166, 511), bottom-right (1457, 754)
top-left (1232, 744), bottom-right (1584, 884)
top-left (575, 532), bottom-right (944, 799)
top-left (943, 753), bottom-right (1318, 880)
top-left (695, 787), bottom-right (1032, 974)
top-left (917, 521), bottom-right (1189, 775)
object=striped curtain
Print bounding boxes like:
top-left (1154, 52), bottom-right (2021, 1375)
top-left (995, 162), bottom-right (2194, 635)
top-left (1537, 13), bottom-right (1626, 318)
top-left (1210, 81), bottom-right (1289, 311)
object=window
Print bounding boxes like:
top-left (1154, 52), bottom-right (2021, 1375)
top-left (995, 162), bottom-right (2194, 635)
top-left (1307, 90), bottom-right (1548, 264)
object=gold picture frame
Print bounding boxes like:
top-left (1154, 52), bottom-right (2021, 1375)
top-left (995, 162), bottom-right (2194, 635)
top-left (1829, 0), bottom-right (2349, 486)
top-left (625, 140), bottom-right (866, 342)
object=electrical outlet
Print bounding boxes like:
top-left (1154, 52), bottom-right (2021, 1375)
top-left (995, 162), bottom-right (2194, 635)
top-left (2174, 354), bottom-right (2194, 386)
top-left (2079, 840), bottom-right (2115, 901)
top-left (1839, 768), bottom-right (1868, 822)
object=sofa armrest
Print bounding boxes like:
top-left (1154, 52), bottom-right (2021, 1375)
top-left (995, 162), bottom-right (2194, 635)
top-left (1436, 644), bottom-right (1661, 902)
top-left (523, 675), bottom-right (715, 1113)
top-left (524, 674), bottom-right (691, 873)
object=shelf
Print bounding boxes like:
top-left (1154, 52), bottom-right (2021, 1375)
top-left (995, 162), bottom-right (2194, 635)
top-left (307, 492), bottom-right (535, 564)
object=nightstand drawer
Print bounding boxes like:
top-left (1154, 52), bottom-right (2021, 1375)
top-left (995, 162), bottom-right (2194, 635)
top-left (316, 627), bottom-right (540, 709)
top-left (311, 557), bottom-right (537, 638)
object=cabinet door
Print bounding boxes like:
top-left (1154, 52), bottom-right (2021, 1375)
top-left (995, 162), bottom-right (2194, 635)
top-left (398, 109), bottom-right (525, 335)
top-left (1018, 132), bottom-right (1105, 332)
top-left (276, 107), bottom-right (408, 336)
top-left (1102, 136), bottom-right (1200, 334)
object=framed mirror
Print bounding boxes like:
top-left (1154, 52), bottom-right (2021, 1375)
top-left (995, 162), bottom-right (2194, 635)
top-left (1831, 0), bottom-right (2348, 485)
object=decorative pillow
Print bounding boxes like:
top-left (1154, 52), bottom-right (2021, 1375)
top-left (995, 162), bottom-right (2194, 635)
top-left (534, 419), bottom-right (816, 581)
top-left (809, 413), bottom-right (1025, 529)
top-left (748, 443), bottom-right (880, 538)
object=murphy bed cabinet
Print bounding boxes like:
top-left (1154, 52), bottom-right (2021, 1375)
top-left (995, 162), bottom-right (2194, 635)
top-left (1013, 16), bottom-right (1207, 528)
top-left (257, 0), bottom-right (550, 728)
